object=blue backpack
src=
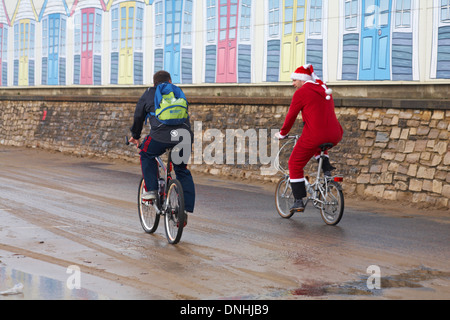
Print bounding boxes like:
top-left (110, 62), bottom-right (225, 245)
top-left (152, 82), bottom-right (189, 125)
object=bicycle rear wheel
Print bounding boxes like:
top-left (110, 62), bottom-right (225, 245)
top-left (138, 178), bottom-right (160, 233)
top-left (164, 179), bottom-right (185, 244)
top-left (275, 177), bottom-right (295, 219)
top-left (319, 181), bottom-right (344, 225)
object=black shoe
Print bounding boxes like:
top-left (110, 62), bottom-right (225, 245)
top-left (290, 199), bottom-right (305, 214)
top-left (322, 158), bottom-right (336, 175)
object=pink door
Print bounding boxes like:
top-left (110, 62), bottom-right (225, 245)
top-left (216, 0), bottom-right (239, 83)
top-left (81, 9), bottom-right (94, 84)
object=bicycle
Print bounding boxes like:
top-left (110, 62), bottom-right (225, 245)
top-left (126, 137), bottom-right (186, 244)
top-left (274, 135), bottom-right (344, 225)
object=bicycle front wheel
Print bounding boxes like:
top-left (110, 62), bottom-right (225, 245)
top-left (164, 179), bottom-right (185, 244)
top-left (319, 181), bottom-right (344, 225)
top-left (138, 178), bottom-right (160, 233)
top-left (275, 177), bottom-right (295, 219)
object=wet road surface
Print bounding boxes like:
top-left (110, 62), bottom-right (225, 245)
top-left (0, 146), bottom-right (449, 300)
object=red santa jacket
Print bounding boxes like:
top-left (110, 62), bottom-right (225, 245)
top-left (280, 81), bottom-right (343, 149)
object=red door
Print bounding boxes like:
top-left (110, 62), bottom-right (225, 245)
top-left (81, 9), bottom-right (94, 84)
top-left (216, 0), bottom-right (239, 83)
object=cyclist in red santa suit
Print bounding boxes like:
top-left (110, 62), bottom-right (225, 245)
top-left (275, 64), bottom-right (343, 214)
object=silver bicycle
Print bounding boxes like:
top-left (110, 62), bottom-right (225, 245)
top-left (274, 135), bottom-right (344, 225)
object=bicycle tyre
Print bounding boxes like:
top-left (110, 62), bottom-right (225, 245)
top-left (138, 177), bottom-right (160, 233)
top-left (319, 181), bottom-right (344, 225)
top-left (275, 177), bottom-right (295, 219)
top-left (164, 179), bottom-right (185, 244)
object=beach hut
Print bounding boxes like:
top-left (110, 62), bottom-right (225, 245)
top-left (39, 0), bottom-right (70, 85)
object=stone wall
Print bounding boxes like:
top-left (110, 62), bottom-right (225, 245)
top-left (0, 93), bottom-right (448, 210)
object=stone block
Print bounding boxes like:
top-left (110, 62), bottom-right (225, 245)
top-left (406, 153), bottom-right (420, 163)
top-left (433, 180), bottom-right (443, 194)
top-left (434, 141), bottom-right (448, 155)
top-left (400, 128), bottom-right (409, 139)
top-left (404, 140), bottom-right (415, 153)
top-left (390, 127), bottom-right (401, 139)
top-left (395, 181), bottom-right (408, 191)
top-left (357, 174), bottom-right (371, 184)
top-left (383, 190), bottom-right (397, 200)
top-left (431, 110), bottom-right (445, 120)
top-left (375, 132), bottom-right (389, 142)
top-left (417, 166), bottom-right (435, 179)
top-left (444, 152), bottom-right (450, 165)
top-left (409, 179), bottom-right (423, 192)
top-left (431, 155), bottom-right (442, 166)
top-left (442, 185), bottom-right (450, 198)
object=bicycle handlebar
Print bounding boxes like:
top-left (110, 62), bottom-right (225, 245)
top-left (125, 136), bottom-right (143, 149)
top-left (282, 135), bottom-right (299, 140)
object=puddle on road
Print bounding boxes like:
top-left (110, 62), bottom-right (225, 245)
top-left (289, 266), bottom-right (450, 298)
top-left (0, 266), bottom-right (109, 300)
top-left (219, 266), bottom-right (450, 300)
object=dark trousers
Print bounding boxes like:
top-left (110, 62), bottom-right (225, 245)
top-left (140, 136), bottom-right (195, 212)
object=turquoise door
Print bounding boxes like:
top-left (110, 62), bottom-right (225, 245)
top-left (48, 14), bottom-right (60, 85)
top-left (164, 0), bottom-right (182, 83)
top-left (359, 0), bottom-right (392, 80)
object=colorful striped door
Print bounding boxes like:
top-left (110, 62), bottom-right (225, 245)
top-left (0, 24), bottom-right (4, 86)
top-left (48, 14), bottom-right (60, 85)
top-left (119, 2), bottom-right (134, 84)
top-left (216, 0), bottom-right (239, 83)
top-left (164, 0), bottom-right (183, 83)
top-left (280, 0), bottom-right (307, 81)
top-left (81, 9), bottom-right (94, 85)
top-left (359, 0), bottom-right (392, 80)
top-left (19, 20), bottom-right (30, 86)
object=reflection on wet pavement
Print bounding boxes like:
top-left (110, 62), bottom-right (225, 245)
top-left (0, 266), bottom-right (109, 300)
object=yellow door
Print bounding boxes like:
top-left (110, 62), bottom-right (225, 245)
top-left (280, 0), bottom-right (307, 81)
top-left (19, 20), bottom-right (30, 86)
top-left (119, 2), bottom-right (135, 84)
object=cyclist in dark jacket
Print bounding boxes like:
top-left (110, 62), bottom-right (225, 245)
top-left (129, 71), bottom-right (195, 215)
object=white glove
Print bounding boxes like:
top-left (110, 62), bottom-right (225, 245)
top-left (275, 132), bottom-right (287, 140)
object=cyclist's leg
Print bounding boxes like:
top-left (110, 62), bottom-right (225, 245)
top-left (173, 162), bottom-right (195, 213)
top-left (314, 150), bottom-right (336, 174)
top-left (288, 141), bottom-right (316, 207)
top-left (170, 142), bottom-right (195, 213)
top-left (140, 136), bottom-right (169, 193)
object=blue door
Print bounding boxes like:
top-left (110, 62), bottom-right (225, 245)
top-left (48, 14), bottom-right (60, 85)
top-left (164, 0), bottom-right (183, 83)
top-left (359, 0), bottom-right (392, 80)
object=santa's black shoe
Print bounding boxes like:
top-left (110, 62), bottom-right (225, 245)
top-left (290, 199), bottom-right (305, 214)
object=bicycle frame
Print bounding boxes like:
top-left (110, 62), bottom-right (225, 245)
top-left (274, 135), bottom-right (344, 225)
top-left (126, 136), bottom-right (174, 214)
top-left (154, 149), bottom-right (175, 214)
top-left (276, 135), bottom-right (343, 209)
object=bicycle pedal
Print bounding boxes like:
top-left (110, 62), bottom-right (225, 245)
top-left (290, 208), bottom-right (305, 214)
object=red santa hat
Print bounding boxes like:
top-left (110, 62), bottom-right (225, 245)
top-left (291, 64), bottom-right (333, 100)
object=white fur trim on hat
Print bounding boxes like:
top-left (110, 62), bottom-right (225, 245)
top-left (291, 73), bottom-right (313, 81)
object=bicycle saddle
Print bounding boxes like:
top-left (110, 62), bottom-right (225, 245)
top-left (319, 143), bottom-right (334, 151)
